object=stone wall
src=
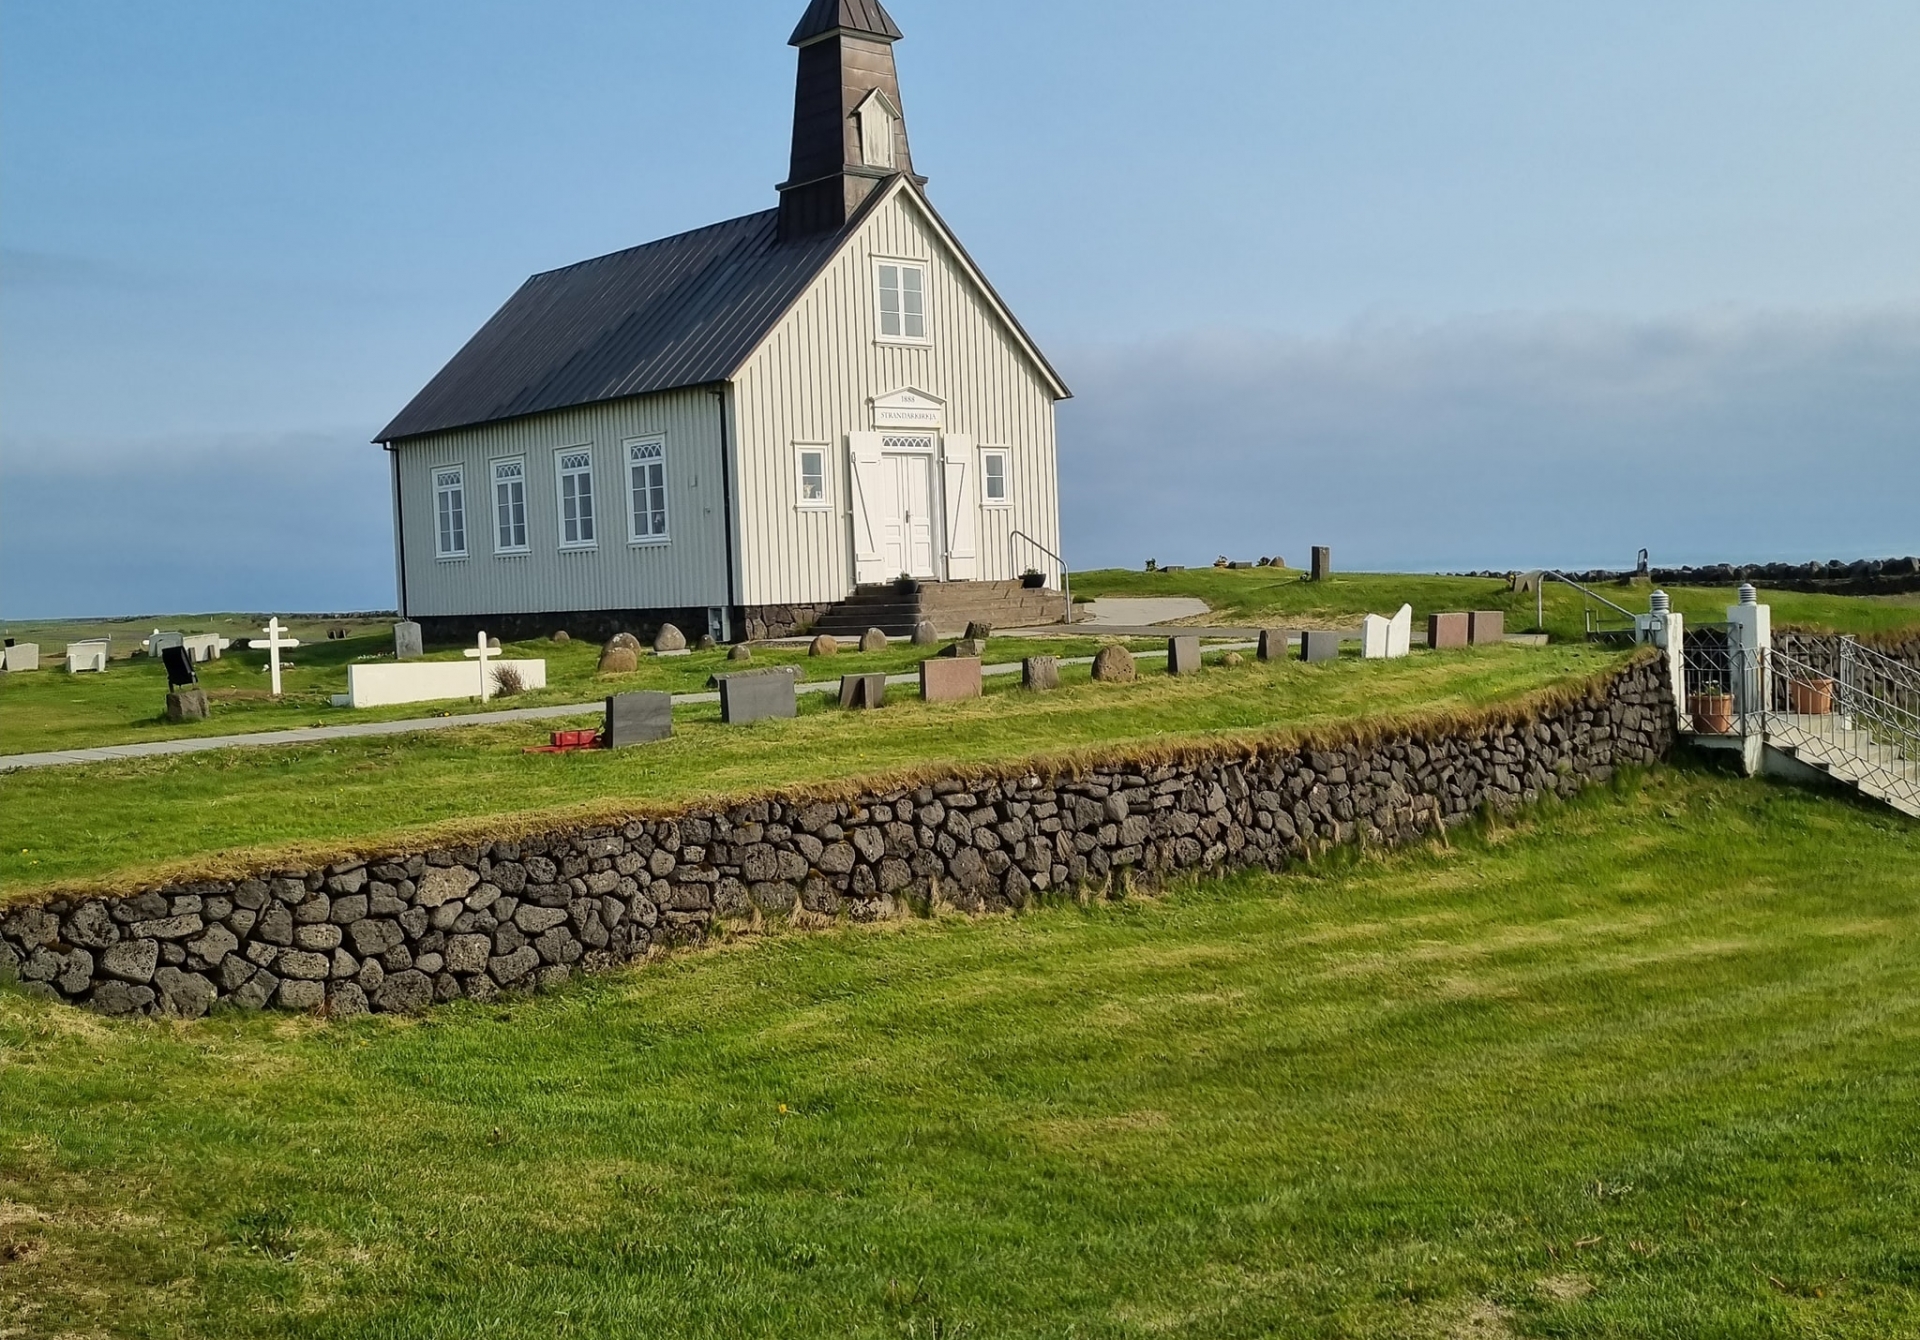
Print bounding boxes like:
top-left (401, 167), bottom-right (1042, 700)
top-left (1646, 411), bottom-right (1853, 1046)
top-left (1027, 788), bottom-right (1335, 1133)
top-left (1775, 630), bottom-right (1920, 709)
top-left (0, 657), bottom-right (1676, 1021)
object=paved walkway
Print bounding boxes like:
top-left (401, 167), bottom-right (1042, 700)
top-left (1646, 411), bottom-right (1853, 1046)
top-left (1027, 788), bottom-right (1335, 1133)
top-left (0, 643), bottom-right (1262, 775)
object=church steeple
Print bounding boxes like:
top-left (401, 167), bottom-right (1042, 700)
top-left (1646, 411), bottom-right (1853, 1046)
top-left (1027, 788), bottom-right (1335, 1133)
top-left (777, 0), bottom-right (923, 240)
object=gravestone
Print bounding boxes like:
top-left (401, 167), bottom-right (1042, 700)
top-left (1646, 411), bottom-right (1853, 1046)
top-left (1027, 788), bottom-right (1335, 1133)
top-left (727, 643), bottom-right (753, 662)
top-left (810, 635), bottom-right (839, 657)
top-left (1469, 611), bottom-right (1505, 645)
top-left (605, 692), bottom-right (673, 747)
top-left (911, 620), bottom-right (939, 646)
top-left (1300, 631), bottom-right (1340, 663)
top-left (1257, 629), bottom-right (1293, 662)
top-left (964, 621), bottom-right (993, 642)
top-left (839, 673), bottom-right (888, 709)
top-left (1428, 613), bottom-right (1471, 650)
top-left (2, 643), bottom-right (39, 673)
top-left (1361, 615), bottom-right (1390, 660)
top-left (720, 671), bottom-right (798, 724)
top-left (1092, 645), bottom-right (1137, 683)
top-left (394, 621), bottom-right (424, 661)
top-left (1167, 635), bottom-right (1202, 675)
top-left (944, 638), bottom-right (985, 658)
top-left (654, 623), bottom-right (687, 654)
top-left (599, 632), bottom-right (641, 674)
top-left (181, 634), bottom-right (230, 663)
top-left (860, 628), bottom-right (889, 653)
top-left (165, 690), bottom-right (210, 723)
top-left (1023, 656), bottom-right (1060, 691)
top-left (161, 645), bottom-right (199, 688)
top-left (1310, 547), bottom-right (1332, 582)
top-left (66, 640), bottom-right (110, 673)
top-left (921, 657), bottom-right (983, 703)
top-left (146, 631), bottom-right (185, 658)
top-left (1387, 605), bottom-right (1413, 657)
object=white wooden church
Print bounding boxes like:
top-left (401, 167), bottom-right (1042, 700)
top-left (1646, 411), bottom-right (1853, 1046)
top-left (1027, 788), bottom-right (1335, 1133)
top-left (377, 0), bottom-right (1069, 643)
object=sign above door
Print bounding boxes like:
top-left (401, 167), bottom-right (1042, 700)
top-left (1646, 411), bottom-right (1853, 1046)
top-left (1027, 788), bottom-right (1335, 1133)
top-left (871, 387), bottom-right (946, 430)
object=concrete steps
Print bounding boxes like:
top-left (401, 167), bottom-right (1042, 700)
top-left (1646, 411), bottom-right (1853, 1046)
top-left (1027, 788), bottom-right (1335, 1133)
top-left (812, 581), bottom-right (1069, 638)
top-left (1767, 714), bottom-right (1920, 819)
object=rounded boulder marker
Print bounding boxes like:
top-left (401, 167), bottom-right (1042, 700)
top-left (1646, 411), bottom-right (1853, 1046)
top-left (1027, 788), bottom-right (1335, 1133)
top-left (911, 621), bottom-right (939, 646)
top-left (1091, 645), bottom-right (1137, 684)
top-left (728, 643), bottom-right (754, 662)
top-left (654, 623), bottom-right (687, 654)
top-left (552, 630), bottom-right (570, 644)
top-left (598, 644), bottom-right (638, 675)
top-left (810, 634), bottom-right (839, 657)
top-left (861, 628), bottom-right (889, 654)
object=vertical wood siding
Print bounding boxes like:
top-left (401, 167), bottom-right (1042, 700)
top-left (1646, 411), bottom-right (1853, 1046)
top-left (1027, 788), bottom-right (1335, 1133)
top-left (395, 389), bottom-right (729, 619)
top-left (731, 191), bottom-right (1062, 607)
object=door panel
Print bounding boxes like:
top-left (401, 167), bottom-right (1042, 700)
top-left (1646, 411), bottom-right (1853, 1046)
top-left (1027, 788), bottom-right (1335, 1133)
top-left (904, 456), bottom-right (935, 578)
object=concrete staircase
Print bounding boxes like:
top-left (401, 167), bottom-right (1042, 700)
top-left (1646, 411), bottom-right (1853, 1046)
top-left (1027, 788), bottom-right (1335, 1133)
top-left (812, 581), bottom-right (1069, 639)
top-left (1765, 715), bottom-right (1920, 818)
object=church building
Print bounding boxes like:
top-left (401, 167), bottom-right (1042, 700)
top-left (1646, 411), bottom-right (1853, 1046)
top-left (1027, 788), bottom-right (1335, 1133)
top-left (377, 0), bottom-right (1070, 644)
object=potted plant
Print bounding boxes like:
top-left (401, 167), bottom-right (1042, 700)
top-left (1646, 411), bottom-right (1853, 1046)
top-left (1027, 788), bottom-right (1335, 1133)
top-left (893, 573), bottom-right (920, 595)
top-left (1689, 691), bottom-right (1735, 735)
top-left (1020, 568), bottom-right (1047, 590)
top-left (1788, 674), bottom-right (1836, 716)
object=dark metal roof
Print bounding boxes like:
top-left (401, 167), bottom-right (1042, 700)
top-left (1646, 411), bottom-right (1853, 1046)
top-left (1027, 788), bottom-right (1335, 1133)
top-left (376, 208), bottom-right (856, 444)
top-left (789, 0), bottom-right (902, 46)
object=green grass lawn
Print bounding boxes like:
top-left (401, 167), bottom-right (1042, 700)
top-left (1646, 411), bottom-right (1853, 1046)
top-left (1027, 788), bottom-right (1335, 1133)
top-left (1074, 565), bottom-right (1920, 642)
top-left (3, 764), bottom-right (1917, 1338)
top-left (0, 632), bottom-right (1142, 757)
top-left (0, 644), bottom-right (1621, 898)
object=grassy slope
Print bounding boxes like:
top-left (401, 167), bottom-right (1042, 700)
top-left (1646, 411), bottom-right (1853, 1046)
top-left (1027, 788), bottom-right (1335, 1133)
top-left (1, 645), bottom-right (1619, 897)
top-left (0, 633), bottom-right (1149, 756)
top-left (1075, 566), bottom-right (1920, 641)
top-left (3, 766), bottom-right (1917, 1339)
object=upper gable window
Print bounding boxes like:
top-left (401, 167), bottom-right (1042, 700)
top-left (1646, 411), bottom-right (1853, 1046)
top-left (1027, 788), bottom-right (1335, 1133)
top-left (856, 90), bottom-right (897, 170)
top-left (876, 261), bottom-right (928, 343)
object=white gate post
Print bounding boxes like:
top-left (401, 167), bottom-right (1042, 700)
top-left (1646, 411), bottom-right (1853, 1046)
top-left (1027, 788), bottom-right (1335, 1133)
top-left (1639, 592), bottom-right (1686, 726)
top-left (1727, 585), bottom-right (1772, 770)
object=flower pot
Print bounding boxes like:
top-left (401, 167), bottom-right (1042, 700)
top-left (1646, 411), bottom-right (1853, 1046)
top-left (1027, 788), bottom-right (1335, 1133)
top-left (1020, 572), bottom-right (1047, 590)
top-left (1788, 676), bottom-right (1835, 716)
top-left (1689, 692), bottom-right (1735, 735)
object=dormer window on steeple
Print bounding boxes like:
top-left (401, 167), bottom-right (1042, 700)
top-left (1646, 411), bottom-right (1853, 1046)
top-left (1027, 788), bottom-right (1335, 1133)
top-left (856, 89), bottom-right (898, 170)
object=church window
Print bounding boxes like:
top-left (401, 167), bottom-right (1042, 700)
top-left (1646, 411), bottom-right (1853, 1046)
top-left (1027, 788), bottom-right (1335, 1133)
top-left (795, 446), bottom-right (828, 508)
top-left (434, 467), bottom-right (467, 558)
top-left (981, 449), bottom-right (1010, 506)
top-left (556, 448), bottom-right (596, 548)
top-left (877, 261), bottom-right (927, 342)
top-left (492, 458), bottom-right (528, 553)
top-left (627, 438), bottom-right (669, 542)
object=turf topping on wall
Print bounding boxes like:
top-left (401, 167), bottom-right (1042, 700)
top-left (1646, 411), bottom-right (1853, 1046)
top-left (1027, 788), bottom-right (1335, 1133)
top-left (0, 656), bottom-right (1676, 1020)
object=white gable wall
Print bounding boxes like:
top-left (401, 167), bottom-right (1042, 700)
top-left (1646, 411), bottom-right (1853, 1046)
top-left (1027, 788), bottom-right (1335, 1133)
top-left (393, 388), bottom-right (730, 619)
top-left (730, 188), bottom-right (1063, 608)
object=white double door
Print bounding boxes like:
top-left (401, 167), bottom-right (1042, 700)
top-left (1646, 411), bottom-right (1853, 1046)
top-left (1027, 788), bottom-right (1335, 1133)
top-left (878, 451), bottom-right (937, 579)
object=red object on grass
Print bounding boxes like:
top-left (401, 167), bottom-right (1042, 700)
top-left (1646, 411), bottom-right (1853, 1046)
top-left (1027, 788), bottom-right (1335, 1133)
top-left (522, 729), bottom-right (604, 755)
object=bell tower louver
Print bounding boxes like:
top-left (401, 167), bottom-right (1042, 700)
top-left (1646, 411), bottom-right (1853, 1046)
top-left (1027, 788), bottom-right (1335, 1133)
top-left (777, 0), bottom-right (923, 240)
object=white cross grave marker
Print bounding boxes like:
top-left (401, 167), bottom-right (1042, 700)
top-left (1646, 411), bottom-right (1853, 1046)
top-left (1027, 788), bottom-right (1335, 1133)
top-left (248, 617), bottom-right (301, 697)
top-left (463, 631), bottom-right (500, 703)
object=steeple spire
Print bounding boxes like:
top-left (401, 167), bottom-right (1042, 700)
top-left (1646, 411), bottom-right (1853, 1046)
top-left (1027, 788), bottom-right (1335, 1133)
top-left (777, 0), bottom-right (922, 240)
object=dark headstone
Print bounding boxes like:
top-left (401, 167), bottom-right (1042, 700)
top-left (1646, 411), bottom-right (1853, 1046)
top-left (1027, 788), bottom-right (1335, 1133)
top-left (1428, 613), bottom-right (1471, 650)
top-left (1022, 656), bottom-right (1060, 691)
top-left (160, 645), bottom-right (198, 688)
top-left (1167, 636), bottom-right (1202, 675)
top-left (165, 689), bottom-right (210, 723)
top-left (1257, 629), bottom-right (1293, 661)
top-left (394, 621), bottom-right (424, 661)
top-left (1300, 631), bottom-right (1340, 663)
top-left (720, 671), bottom-right (798, 724)
top-left (1310, 547), bottom-right (1332, 582)
top-left (839, 673), bottom-right (888, 709)
top-left (921, 657), bottom-right (983, 702)
top-left (1468, 611), bottom-right (1505, 645)
top-left (944, 639), bottom-right (986, 658)
top-left (604, 692), bottom-right (672, 747)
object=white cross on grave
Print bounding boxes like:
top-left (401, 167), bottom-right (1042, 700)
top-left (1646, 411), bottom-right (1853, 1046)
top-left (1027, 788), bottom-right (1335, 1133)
top-left (463, 632), bottom-right (502, 703)
top-left (248, 617), bottom-right (301, 697)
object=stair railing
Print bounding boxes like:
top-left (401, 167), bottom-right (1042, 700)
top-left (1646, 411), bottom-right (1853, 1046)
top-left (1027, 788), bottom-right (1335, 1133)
top-left (1765, 642), bottom-right (1919, 814)
top-left (1534, 570), bottom-right (1642, 640)
top-left (1009, 530), bottom-right (1072, 626)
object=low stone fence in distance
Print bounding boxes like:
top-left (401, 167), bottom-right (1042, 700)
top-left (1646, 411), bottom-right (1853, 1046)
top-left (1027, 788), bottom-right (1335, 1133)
top-left (0, 655), bottom-right (1676, 1020)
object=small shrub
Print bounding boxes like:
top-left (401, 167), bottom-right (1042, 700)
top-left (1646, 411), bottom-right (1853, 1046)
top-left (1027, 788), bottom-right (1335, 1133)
top-left (493, 665), bottom-right (527, 698)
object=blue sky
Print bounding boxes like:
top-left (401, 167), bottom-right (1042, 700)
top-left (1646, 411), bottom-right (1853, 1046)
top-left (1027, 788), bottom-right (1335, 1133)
top-left (3, 0), bottom-right (1917, 618)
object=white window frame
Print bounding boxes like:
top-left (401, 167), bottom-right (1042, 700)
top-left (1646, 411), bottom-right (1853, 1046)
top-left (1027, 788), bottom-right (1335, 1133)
top-left (874, 258), bottom-right (930, 346)
top-left (433, 465), bottom-right (467, 559)
top-left (980, 448), bottom-right (1012, 508)
top-left (491, 456), bottom-right (529, 555)
top-left (794, 443), bottom-right (831, 510)
top-left (625, 436), bottom-right (670, 545)
top-left (554, 446), bottom-right (598, 550)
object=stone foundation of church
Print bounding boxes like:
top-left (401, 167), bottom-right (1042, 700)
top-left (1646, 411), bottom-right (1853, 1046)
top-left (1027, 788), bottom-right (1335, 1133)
top-left (413, 609), bottom-right (723, 649)
top-left (742, 604), bottom-right (833, 640)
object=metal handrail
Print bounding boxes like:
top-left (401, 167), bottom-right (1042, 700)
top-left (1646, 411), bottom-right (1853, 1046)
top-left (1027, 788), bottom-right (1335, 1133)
top-left (1764, 644), bottom-right (1918, 813)
top-left (1535, 570), bottom-right (1643, 633)
top-left (1009, 529), bottom-right (1072, 625)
